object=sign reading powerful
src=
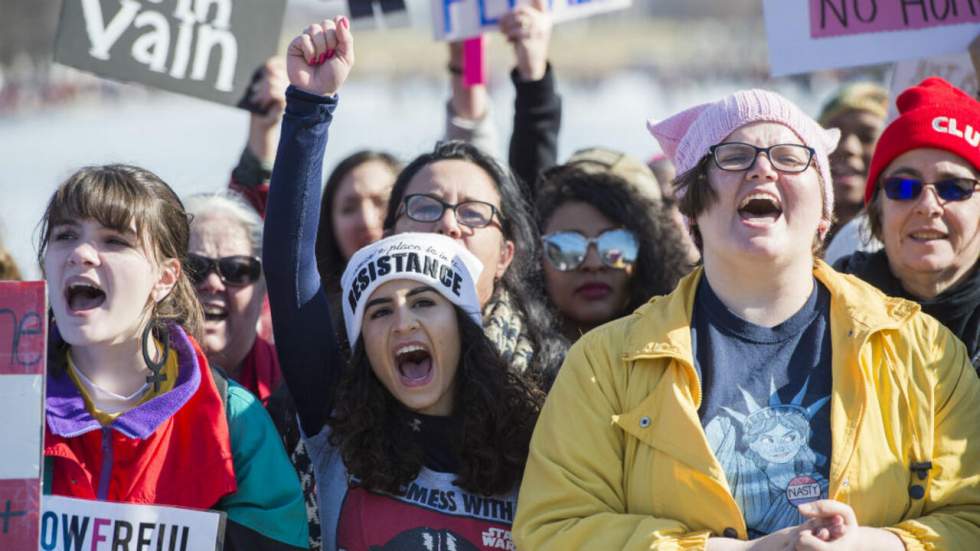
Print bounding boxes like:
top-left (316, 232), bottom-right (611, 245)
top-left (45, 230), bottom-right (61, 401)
top-left (0, 281), bottom-right (47, 551)
top-left (54, 0), bottom-right (287, 108)
top-left (433, 0), bottom-right (631, 42)
top-left (764, 0), bottom-right (980, 76)
top-left (40, 496), bottom-right (225, 551)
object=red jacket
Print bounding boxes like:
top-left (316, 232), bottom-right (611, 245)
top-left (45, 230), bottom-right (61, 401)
top-left (44, 329), bottom-right (237, 508)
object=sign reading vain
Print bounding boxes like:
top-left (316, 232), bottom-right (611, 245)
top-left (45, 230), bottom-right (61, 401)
top-left (0, 281), bottom-right (47, 551)
top-left (764, 0), bottom-right (980, 76)
top-left (54, 0), bottom-right (287, 108)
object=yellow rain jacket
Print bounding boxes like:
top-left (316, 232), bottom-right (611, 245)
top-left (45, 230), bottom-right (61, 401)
top-left (514, 261), bottom-right (980, 551)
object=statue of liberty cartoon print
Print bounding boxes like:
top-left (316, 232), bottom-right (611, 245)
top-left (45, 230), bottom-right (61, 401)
top-left (704, 377), bottom-right (831, 537)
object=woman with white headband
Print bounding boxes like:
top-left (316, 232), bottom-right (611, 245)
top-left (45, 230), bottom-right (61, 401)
top-left (263, 18), bottom-right (541, 551)
top-left (514, 88), bottom-right (980, 550)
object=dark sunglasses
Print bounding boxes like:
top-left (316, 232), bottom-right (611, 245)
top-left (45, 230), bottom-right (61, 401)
top-left (186, 254), bottom-right (262, 287)
top-left (882, 176), bottom-right (979, 203)
top-left (542, 229), bottom-right (638, 272)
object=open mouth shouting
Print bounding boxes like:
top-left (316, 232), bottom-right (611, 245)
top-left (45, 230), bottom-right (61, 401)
top-left (738, 192), bottom-right (783, 224)
top-left (908, 228), bottom-right (948, 243)
top-left (394, 342), bottom-right (434, 387)
top-left (202, 302), bottom-right (229, 322)
top-left (64, 277), bottom-right (106, 314)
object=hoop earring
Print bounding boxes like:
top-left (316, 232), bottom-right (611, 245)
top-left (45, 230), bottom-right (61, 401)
top-left (141, 321), bottom-right (171, 392)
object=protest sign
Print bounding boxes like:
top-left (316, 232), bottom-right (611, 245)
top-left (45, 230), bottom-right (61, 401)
top-left (347, 0), bottom-right (411, 29)
top-left (764, 0), bottom-right (980, 76)
top-left (53, 0), bottom-right (287, 109)
top-left (889, 52), bottom-right (978, 119)
top-left (40, 496), bottom-right (225, 551)
top-left (433, 0), bottom-right (631, 42)
top-left (0, 281), bottom-right (47, 551)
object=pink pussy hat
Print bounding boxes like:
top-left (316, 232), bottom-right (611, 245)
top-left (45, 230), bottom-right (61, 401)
top-left (647, 89), bottom-right (841, 225)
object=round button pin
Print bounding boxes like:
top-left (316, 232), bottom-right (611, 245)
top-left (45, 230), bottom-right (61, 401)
top-left (639, 416), bottom-right (651, 428)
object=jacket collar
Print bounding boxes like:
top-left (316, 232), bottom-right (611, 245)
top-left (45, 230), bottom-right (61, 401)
top-left (46, 325), bottom-right (202, 439)
top-left (623, 260), bottom-right (919, 361)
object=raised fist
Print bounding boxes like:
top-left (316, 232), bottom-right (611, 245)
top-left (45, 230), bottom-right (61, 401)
top-left (286, 16), bottom-right (354, 97)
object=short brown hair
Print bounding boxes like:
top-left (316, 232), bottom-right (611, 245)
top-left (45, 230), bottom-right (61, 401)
top-left (37, 164), bottom-right (203, 341)
top-left (673, 156), bottom-right (826, 256)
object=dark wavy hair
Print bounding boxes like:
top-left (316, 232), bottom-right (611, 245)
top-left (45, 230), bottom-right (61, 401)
top-left (327, 304), bottom-right (543, 496)
top-left (316, 150), bottom-right (401, 290)
top-left (382, 141), bottom-right (566, 383)
top-left (536, 166), bottom-right (693, 314)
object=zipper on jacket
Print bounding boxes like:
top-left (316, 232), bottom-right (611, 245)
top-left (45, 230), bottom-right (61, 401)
top-left (96, 427), bottom-right (113, 501)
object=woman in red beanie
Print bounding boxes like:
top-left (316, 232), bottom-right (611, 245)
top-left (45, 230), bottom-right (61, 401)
top-left (835, 77), bottom-right (979, 374)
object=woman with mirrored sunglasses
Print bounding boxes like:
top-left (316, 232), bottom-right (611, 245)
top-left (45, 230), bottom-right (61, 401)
top-left (535, 161), bottom-right (691, 342)
top-left (835, 78), bottom-right (980, 373)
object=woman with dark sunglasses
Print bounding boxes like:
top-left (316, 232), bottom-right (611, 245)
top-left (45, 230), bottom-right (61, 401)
top-left (535, 155), bottom-right (692, 341)
top-left (835, 78), bottom-right (980, 372)
top-left (515, 87), bottom-right (980, 550)
top-left (185, 193), bottom-right (281, 405)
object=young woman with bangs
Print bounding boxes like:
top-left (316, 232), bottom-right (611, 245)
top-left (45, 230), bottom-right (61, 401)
top-left (38, 165), bottom-right (308, 551)
top-left (264, 19), bottom-right (541, 551)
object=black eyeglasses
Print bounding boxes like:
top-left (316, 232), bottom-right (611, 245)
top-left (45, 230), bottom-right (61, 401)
top-left (882, 176), bottom-right (979, 203)
top-left (709, 142), bottom-right (816, 173)
top-left (542, 229), bottom-right (638, 272)
top-left (398, 194), bottom-right (502, 229)
top-left (186, 254), bottom-right (262, 287)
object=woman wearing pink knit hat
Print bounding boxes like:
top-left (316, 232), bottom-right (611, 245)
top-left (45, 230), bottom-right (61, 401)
top-left (835, 77), bottom-right (979, 374)
top-left (514, 88), bottom-right (980, 551)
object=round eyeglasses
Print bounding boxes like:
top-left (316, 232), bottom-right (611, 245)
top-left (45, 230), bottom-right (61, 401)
top-left (399, 194), bottom-right (502, 229)
top-left (708, 143), bottom-right (816, 173)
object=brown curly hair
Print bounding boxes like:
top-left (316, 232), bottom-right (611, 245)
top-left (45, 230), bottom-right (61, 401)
top-left (327, 305), bottom-right (543, 496)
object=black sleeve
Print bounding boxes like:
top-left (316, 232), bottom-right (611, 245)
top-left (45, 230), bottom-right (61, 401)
top-left (508, 63), bottom-right (561, 203)
top-left (263, 85), bottom-right (345, 438)
top-left (224, 519), bottom-right (308, 551)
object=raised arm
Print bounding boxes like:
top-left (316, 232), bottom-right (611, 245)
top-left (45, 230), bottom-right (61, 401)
top-left (501, 0), bottom-right (561, 198)
top-left (229, 57), bottom-right (287, 218)
top-left (264, 16), bottom-right (354, 437)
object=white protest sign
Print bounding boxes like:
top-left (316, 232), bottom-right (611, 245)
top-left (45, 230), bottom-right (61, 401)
top-left (40, 496), bottom-right (225, 551)
top-left (889, 52), bottom-right (979, 119)
top-left (433, 0), bottom-right (631, 42)
top-left (764, 0), bottom-right (980, 76)
top-left (0, 281), bottom-right (46, 551)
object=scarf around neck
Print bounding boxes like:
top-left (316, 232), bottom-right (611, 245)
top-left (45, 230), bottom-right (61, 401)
top-left (483, 288), bottom-right (535, 374)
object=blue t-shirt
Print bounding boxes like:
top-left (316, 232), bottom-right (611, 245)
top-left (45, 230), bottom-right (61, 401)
top-left (691, 276), bottom-right (833, 538)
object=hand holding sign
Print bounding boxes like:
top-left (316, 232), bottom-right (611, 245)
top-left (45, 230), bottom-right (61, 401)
top-left (287, 17), bottom-right (355, 97)
top-left (500, 0), bottom-right (552, 82)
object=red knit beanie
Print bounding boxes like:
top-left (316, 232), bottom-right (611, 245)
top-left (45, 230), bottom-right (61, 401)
top-left (865, 77), bottom-right (980, 205)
